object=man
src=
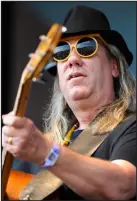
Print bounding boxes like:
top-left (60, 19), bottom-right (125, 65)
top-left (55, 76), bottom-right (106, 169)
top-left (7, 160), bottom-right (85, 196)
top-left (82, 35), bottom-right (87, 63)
top-left (2, 5), bottom-right (136, 200)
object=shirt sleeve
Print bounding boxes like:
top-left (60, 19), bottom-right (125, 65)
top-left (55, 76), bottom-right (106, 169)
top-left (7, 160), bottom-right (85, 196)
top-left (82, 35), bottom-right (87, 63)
top-left (110, 122), bottom-right (136, 166)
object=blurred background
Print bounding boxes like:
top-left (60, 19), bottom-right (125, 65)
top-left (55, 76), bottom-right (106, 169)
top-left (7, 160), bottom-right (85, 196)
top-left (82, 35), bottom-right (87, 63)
top-left (2, 2), bottom-right (136, 173)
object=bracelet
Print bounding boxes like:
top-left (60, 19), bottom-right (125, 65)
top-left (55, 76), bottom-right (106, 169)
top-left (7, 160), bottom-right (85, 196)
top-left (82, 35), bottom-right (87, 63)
top-left (41, 143), bottom-right (60, 168)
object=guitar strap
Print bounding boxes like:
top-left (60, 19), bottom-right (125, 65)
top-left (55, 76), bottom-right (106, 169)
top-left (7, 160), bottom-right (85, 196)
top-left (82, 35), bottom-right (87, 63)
top-left (19, 122), bottom-right (109, 200)
top-left (19, 114), bottom-right (136, 200)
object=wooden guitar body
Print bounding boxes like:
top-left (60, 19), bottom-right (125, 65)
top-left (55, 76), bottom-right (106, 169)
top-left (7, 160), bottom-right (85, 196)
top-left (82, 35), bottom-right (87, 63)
top-left (6, 170), bottom-right (60, 200)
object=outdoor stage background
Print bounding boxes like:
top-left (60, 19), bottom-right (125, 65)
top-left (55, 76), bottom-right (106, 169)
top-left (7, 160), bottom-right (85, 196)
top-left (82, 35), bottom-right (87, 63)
top-left (2, 2), bottom-right (136, 173)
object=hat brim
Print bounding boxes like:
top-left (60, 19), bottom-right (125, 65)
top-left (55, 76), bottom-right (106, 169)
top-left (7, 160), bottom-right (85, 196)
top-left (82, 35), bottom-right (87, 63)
top-left (46, 30), bottom-right (133, 76)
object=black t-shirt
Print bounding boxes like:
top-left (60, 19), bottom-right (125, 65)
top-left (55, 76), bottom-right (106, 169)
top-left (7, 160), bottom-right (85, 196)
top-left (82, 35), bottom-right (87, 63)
top-left (60, 115), bottom-right (136, 200)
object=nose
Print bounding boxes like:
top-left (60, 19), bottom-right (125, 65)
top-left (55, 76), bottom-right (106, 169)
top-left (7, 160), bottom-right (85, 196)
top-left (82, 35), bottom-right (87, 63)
top-left (67, 48), bottom-right (83, 68)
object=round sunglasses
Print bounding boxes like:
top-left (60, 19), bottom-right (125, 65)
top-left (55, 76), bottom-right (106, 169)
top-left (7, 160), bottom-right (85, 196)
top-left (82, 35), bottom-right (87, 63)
top-left (53, 34), bottom-right (107, 62)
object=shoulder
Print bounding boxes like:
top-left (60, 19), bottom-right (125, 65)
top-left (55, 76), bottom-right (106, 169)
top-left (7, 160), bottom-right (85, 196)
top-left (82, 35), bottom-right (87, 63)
top-left (117, 114), bottom-right (136, 133)
top-left (109, 114), bottom-right (136, 167)
top-left (109, 114), bottom-right (136, 142)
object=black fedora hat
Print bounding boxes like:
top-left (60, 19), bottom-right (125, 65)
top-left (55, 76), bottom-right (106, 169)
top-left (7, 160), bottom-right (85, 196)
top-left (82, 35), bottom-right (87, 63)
top-left (46, 5), bottom-right (133, 76)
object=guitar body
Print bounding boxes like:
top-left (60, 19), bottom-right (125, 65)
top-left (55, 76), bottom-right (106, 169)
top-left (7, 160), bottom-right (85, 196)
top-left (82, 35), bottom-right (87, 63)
top-left (6, 170), bottom-right (33, 200)
top-left (6, 170), bottom-right (60, 200)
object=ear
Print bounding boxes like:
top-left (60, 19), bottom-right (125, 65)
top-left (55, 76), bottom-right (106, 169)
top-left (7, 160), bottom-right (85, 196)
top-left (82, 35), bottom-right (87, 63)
top-left (111, 60), bottom-right (119, 78)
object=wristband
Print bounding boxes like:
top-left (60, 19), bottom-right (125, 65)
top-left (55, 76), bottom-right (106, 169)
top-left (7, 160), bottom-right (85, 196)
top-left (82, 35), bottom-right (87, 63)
top-left (41, 143), bottom-right (60, 168)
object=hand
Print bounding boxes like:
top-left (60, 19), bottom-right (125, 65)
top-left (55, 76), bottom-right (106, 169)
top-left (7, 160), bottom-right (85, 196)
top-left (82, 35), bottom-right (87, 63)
top-left (2, 112), bottom-right (53, 165)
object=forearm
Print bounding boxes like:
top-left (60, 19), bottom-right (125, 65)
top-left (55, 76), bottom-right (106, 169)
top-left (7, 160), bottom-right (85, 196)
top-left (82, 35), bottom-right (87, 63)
top-left (49, 144), bottom-right (133, 200)
top-left (2, 113), bottom-right (135, 200)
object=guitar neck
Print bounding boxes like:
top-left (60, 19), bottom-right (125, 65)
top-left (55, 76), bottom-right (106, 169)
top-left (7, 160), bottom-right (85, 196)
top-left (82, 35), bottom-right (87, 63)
top-left (2, 79), bottom-right (32, 200)
top-left (2, 23), bottom-right (63, 200)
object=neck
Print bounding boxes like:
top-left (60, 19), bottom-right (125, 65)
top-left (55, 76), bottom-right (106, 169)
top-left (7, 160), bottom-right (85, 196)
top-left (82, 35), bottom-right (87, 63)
top-left (69, 93), bottom-right (115, 130)
top-left (72, 106), bottom-right (102, 130)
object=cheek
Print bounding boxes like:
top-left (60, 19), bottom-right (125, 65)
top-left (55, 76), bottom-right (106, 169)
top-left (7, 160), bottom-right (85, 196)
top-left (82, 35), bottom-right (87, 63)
top-left (85, 57), bottom-right (111, 82)
top-left (84, 59), bottom-right (99, 75)
top-left (57, 64), bottom-right (63, 82)
top-left (57, 63), bottom-right (66, 77)
top-left (59, 79), bottom-right (65, 92)
top-left (57, 66), bottom-right (66, 92)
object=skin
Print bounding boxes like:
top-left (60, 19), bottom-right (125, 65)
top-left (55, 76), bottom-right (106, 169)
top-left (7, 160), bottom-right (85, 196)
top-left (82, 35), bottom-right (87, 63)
top-left (2, 36), bottom-right (136, 200)
top-left (57, 39), bottom-right (119, 129)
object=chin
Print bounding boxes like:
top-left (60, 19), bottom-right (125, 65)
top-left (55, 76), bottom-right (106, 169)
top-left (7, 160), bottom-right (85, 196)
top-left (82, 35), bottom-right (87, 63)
top-left (69, 87), bottom-right (90, 101)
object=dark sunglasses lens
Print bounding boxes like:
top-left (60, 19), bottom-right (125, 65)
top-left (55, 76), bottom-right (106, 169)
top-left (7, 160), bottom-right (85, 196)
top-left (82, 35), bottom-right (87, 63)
top-left (53, 41), bottom-right (70, 60)
top-left (77, 37), bottom-right (96, 56)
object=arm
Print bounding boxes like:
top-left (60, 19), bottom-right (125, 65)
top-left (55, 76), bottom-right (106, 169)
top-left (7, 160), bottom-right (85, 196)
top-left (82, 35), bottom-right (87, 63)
top-left (48, 144), bottom-right (136, 200)
top-left (2, 114), bottom-right (136, 200)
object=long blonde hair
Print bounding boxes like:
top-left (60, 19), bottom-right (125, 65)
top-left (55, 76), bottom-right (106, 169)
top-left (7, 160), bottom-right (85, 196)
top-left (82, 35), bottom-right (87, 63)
top-left (43, 44), bottom-right (136, 144)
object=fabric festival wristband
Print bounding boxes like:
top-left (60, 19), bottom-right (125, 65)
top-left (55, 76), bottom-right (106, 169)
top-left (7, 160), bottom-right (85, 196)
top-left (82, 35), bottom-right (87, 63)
top-left (41, 143), bottom-right (60, 168)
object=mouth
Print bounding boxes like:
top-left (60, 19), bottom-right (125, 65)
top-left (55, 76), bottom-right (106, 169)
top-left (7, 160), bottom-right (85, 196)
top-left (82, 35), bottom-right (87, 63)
top-left (68, 73), bottom-right (86, 81)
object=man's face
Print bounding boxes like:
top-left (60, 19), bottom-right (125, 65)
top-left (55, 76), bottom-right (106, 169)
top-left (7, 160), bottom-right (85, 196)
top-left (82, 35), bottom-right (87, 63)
top-left (57, 36), bottom-right (119, 103)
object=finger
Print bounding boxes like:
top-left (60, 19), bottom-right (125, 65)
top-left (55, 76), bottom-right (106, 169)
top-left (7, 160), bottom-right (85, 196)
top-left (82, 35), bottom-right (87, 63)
top-left (2, 134), bottom-right (25, 151)
top-left (2, 111), bottom-right (15, 118)
top-left (2, 126), bottom-right (16, 137)
top-left (3, 143), bottom-right (20, 158)
top-left (2, 115), bottom-right (27, 127)
top-left (2, 135), bottom-right (23, 147)
top-left (2, 125), bottom-right (32, 144)
top-left (4, 139), bottom-right (29, 159)
top-left (2, 135), bottom-right (14, 146)
top-left (2, 134), bottom-right (7, 147)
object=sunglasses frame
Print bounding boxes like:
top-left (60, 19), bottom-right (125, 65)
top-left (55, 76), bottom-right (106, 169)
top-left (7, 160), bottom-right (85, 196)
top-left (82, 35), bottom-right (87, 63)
top-left (53, 34), bottom-right (108, 62)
